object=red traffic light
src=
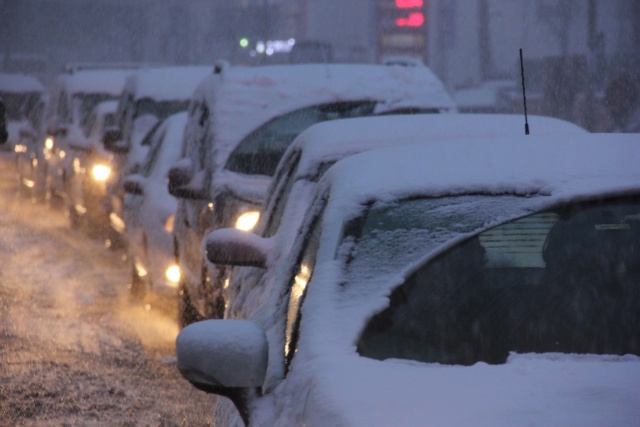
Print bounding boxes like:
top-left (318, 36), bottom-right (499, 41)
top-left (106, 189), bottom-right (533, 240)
top-left (396, 12), bottom-right (424, 27)
top-left (395, 0), bottom-right (423, 8)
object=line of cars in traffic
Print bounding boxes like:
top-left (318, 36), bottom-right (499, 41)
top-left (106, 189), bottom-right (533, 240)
top-left (4, 60), bottom-right (639, 426)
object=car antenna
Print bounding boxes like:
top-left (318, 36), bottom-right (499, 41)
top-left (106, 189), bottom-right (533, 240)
top-left (519, 48), bottom-right (530, 135)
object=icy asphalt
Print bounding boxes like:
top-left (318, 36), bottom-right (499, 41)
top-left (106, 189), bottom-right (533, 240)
top-left (0, 154), bottom-right (215, 426)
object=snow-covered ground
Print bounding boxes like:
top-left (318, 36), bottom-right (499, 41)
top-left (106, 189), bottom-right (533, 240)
top-left (0, 154), bottom-right (213, 426)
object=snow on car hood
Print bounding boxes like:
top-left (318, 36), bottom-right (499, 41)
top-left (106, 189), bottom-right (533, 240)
top-left (294, 352), bottom-right (640, 427)
top-left (194, 63), bottom-right (456, 174)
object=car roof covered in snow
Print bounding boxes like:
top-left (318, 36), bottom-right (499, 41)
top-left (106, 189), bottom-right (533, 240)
top-left (285, 113), bottom-right (586, 178)
top-left (322, 132), bottom-right (640, 215)
top-left (53, 68), bottom-right (134, 96)
top-left (124, 66), bottom-right (213, 101)
top-left (0, 73), bottom-right (46, 93)
top-left (92, 100), bottom-right (119, 116)
top-left (192, 62), bottom-right (457, 170)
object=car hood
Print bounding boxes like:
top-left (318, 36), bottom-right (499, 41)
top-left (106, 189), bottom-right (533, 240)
top-left (213, 169), bottom-right (272, 204)
top-left (294, 352), bottom-right (640, 427)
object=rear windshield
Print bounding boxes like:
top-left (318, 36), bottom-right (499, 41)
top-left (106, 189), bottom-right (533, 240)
top-left (357, 195), bottom-right (640, 365)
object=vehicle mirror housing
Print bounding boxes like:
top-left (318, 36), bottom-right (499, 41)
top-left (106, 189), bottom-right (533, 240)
top-left (176, 319), bottom-right (268, 389)
top-left (54, 126), bottom-right (68, 138)
top-left (19, 127), bottom-right (36, 141)
top-left (46, 119), bottom-right (67, 138)
top-left (102, 127), bottom-right (127, 153)
top-left (123, 175), bottom-right (144, 195)
top-left (204, 228), bottom-right (268, 268)
top-left (168, 159), bottom-right (207, 199)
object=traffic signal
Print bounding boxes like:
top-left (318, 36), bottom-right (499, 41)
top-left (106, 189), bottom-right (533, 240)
top-left (377, 0), bottom-right (428, 63)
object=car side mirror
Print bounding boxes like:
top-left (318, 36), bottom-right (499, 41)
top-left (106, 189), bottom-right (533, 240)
top-left (53, 126), bottom-right (68, 138)
top-left (102, 127), bottom-right (127, 153)
top-left (176, 319), bottom-right (267, 425)
top-left (168, 158), bottom-right (207, 199)
top-left (204, 228), bottom-right (269, 268)
top-left (19, 127), bottom-right (36, 141)
top-left (46, 119), bottom-right (68, 138)
top-left (123, 174), bottom-right (144, 195)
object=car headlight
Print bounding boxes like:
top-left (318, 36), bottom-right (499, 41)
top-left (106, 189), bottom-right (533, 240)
top-left (164, 214), bottom-right (175, 233)
top-left (91, 164), bottom-right (111, 181)
top-left (165, 264), bottom-right (181, 285)
top-left (44, 137), bottom-right (54, 150)
top-left (235, 210), bottom-right (260, 231)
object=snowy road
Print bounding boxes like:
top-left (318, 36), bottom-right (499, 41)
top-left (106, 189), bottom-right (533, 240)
top-left (0, 155), bottom-right (215, 426)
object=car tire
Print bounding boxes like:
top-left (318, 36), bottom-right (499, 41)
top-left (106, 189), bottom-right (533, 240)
top-left (178, 283), bottom-right (202, 328)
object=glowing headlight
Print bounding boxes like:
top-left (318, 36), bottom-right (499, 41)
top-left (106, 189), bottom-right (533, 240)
top-left (44, 137), bottom-right (54, 150)
top-left (164, 214), bottom-right (175, 233)
top-left (235, 210), bottom-right (260, 231)
top-left (91, 164), bottom-right (111, 181)
top-left (165, 265), bottom-right (181, 284)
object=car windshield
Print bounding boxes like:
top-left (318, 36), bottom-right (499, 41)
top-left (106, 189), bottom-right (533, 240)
top-left (134, 99), bottom-right (190, 121)
top-left (76, 93), bottom-right (117, 129)
top-left (224, 101), bottom-right (379, 177)
top-left (356, 195), bottom-right (640, 366)
top-left (0, 92), bottom-right (42, 121)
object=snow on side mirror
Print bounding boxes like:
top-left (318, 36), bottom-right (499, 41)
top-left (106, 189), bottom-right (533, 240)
top-left (167, 158), bottom-right (206, 199)
top-left (204, 228), bottom-right (268, 268)
top-left (176, 319), bottom-right (268, 389)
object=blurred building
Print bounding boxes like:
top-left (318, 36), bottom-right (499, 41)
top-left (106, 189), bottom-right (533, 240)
top-left (3, 0), bottom-right (638, 123)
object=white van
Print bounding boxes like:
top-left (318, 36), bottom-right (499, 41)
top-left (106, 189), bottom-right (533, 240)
top-left (167, 61), bottom-right (457, 324)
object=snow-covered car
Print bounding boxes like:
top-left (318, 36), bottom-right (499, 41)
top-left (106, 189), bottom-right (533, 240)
top-left (205, 113), bottom-right (586, 318)
top-left (41, 68), bottom-right (133, 202)
top-left (122, 112), bottom-right (187, 297)
top-left (65, 100), bottom-right (118, 235)
top-left (178, 133), bottom-right (640, 426)
top-left (100, 66), bottom-right (212, 248)
top-left (168, 61), bottom-right (457, 325)
top-left (0, 73), bottom-right (47, 154)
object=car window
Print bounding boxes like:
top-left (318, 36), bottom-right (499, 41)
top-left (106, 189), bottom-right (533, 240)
top-left (224, 102), bottom-right (377, 177)
top-left (284, 200), bottom-right (326, 367)
top-left (58, 93), bottom-right (70, 123)
top-left (198, 104), bottom-right (210, 170)
top-left (102, 112), bottom-right (115, 131)
top-left (134, 98), bottom-right (190, 121)
top-left (76, 93), bottom-right (115, 129)
top-left (0, 92), bottom-right (42, 121)
top-left (83, 111), bottom-right (97, 138)
top-left (263, 160), bottom-right (335, 239)
top-left (140, 121), bottom-right (166, 177)
top-left (260, 151), bottom-right (301, 238)
top-left (357, 195), bottom-right (640, 366)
